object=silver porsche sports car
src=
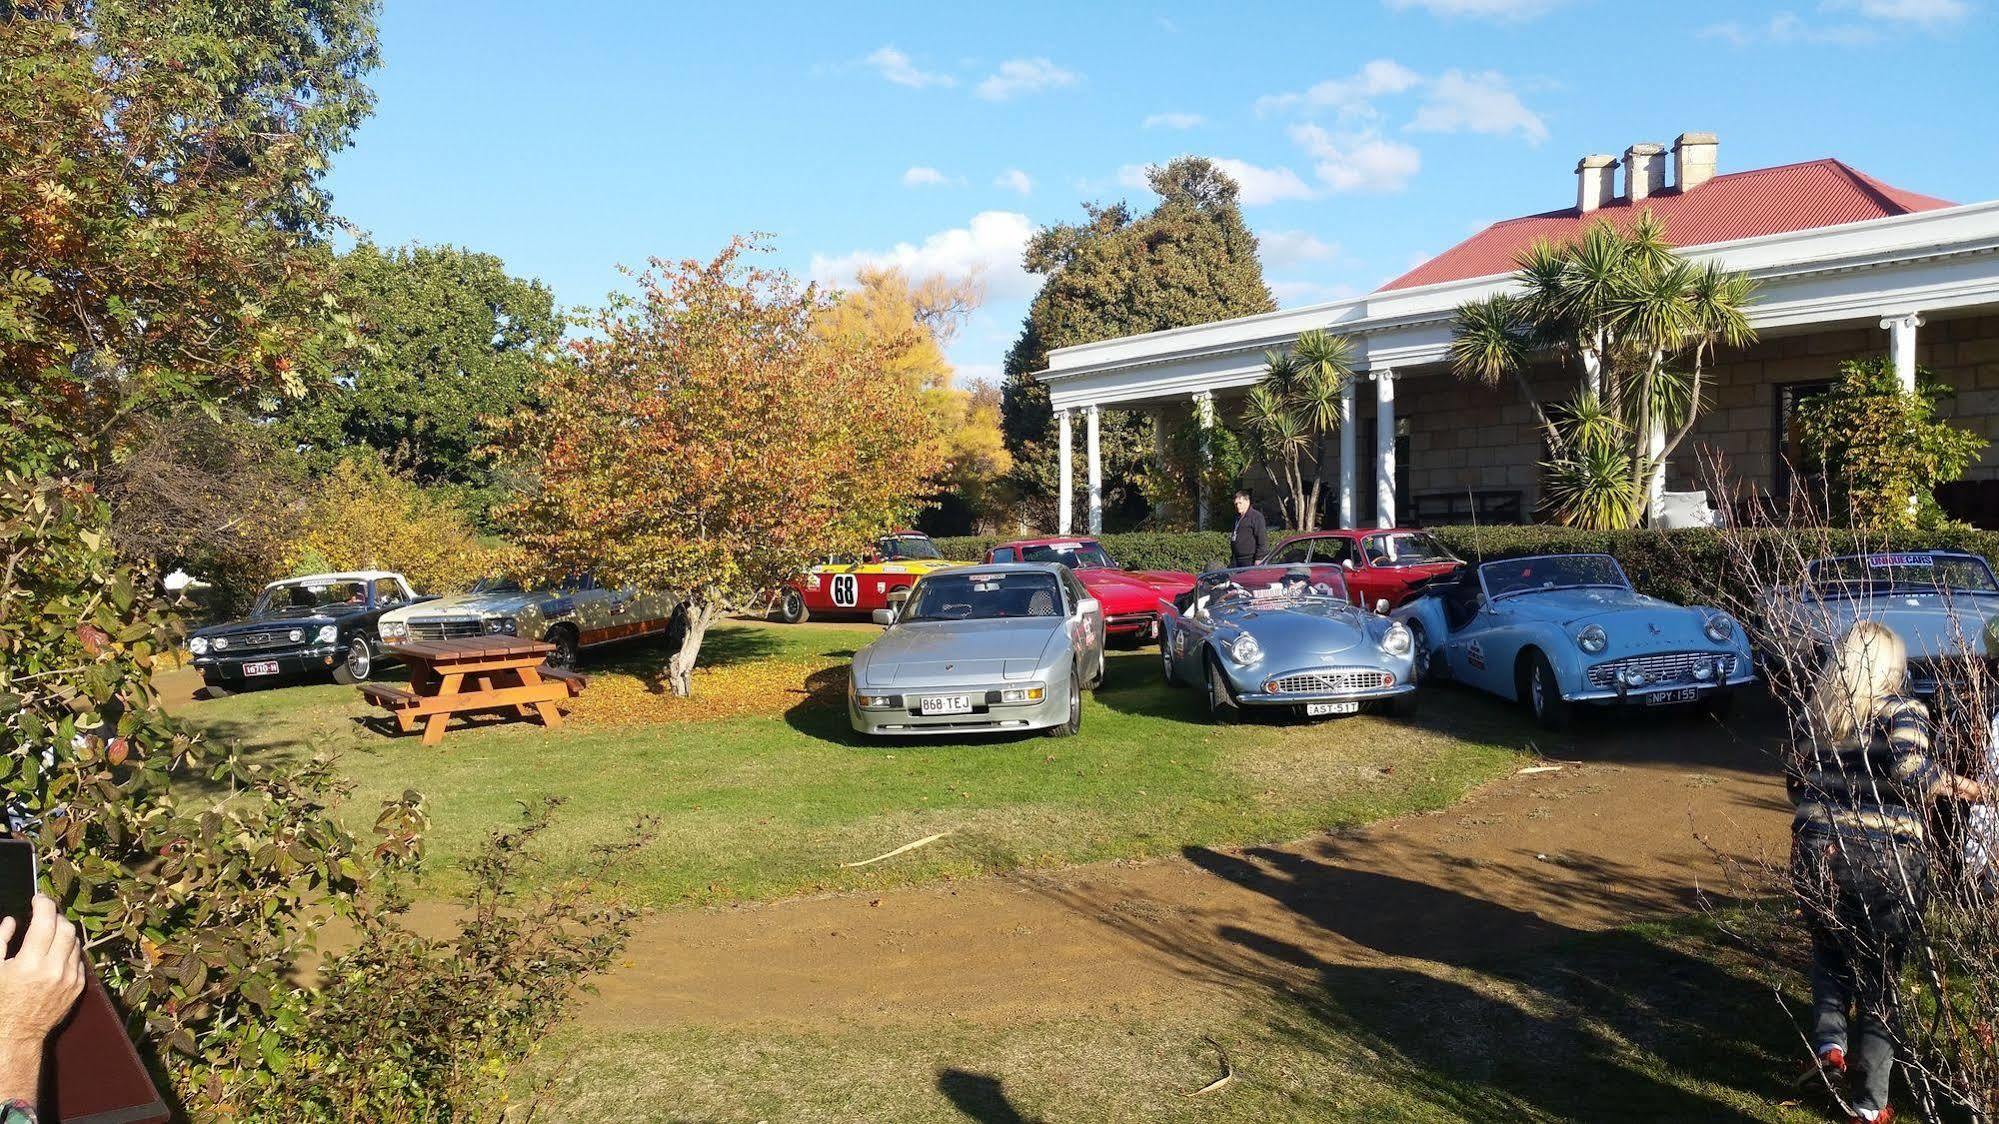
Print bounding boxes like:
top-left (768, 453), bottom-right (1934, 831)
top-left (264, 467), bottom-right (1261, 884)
top-left (1764, 550), bottom-right (1999, 695)
top-left (848, 563), bottom-right (1106, 737)
top-left (1159, 563), bottom-right (1418, 722)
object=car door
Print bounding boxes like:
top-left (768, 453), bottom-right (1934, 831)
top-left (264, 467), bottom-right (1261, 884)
top-left (565, 575), bottom-right (613, 645)
top-left (367, 578), bottom-right (410, 639)
top-left (1061, 568), bottom-right (1106, 673)
top-left (1267, 538), bottom-right (1313, 565)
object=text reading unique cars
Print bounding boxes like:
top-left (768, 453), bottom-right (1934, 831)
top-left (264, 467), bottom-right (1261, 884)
top-left (981, 536), bottom-right (1196, 644)
top-left (378, 574), bottom-right (678, 669)
top-left (1159, 564), bottom-right (1417, 722)
top-left (1393, 553), bottom-right (1754, 728)
top-left (188, 571), bottom-right (426, 693)
top-left (1762, 550), bottom-right (1999, 695)
top-left (848, 563), bottom-right (1106, 738)
top-left (1264, 527), bottom-right (1463, 611)
top-left (780, 531), bottom-right (959, 623)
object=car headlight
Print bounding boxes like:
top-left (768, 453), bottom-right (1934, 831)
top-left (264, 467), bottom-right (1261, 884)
top-left (212, 636), bottom-right (229, 651)
top-left (853, 691), bottom-right (902, 708)
top-left (188, 637), bottom-right (209, 656)
top-left (1703, 614), bottom-right (1734, 643)
top-left (1381, 622), bottom-right (1412, 656)
top-left (288, 628), bottom-right (303, 643)
top-left (316, 625), bottom-right (338, 644)
top-left (1577, 624), bottom-right (1608, 654)
top-left (382, 621), bottom-right (408, 639)
top-left (999, 686), bottom-right (1045, 703)
top-left (1228, 633), bottom-right (1263, 665)
top-left (485, 618), bottom-right (517, 635)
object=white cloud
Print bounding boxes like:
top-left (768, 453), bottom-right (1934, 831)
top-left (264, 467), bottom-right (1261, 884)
top-left (902, 166), bottom-right (954, 188)
top-left (864, 46), bottom-right (955, 89)
top-left (1288, 125), bottom-right (1423, 193)
top-left (1119, 157), bottom-right (1315, 206)
top-left (1701, 12), bottom-right (1879, 44)
top-left (810, 211), bottom-right (1038, 301)
top-left (1259, 229), bottom-right (1342, 268)
top-left (1836, 0), bottom-right (1970, 24)
top-left (975, 58), bottom-right (1080, 101)
top-left (1143, 111), bottom-right (1206, 130)
top-left (1256, 58), bottom-right (1422, 117)
top-left (1384, 0), bottom-right (1566, 18)
top-left (1407, 70), bottom-right (1549, 143)
top-left (994, 168), bottom-right (1034, 194)
top-left (1269, 279), bottom-right (1359, 307)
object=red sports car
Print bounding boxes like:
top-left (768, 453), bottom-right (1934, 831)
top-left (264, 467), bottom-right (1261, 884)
top-left (777, 531), bottom-right (960, 623)
top-left (1263, 528), bottom-right (1463, 611)
top-left (982, 536), bottom-right (1196, 644)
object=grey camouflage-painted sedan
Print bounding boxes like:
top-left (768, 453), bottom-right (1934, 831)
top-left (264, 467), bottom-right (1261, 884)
top-left (848, 563), bottom-right (1106, 737)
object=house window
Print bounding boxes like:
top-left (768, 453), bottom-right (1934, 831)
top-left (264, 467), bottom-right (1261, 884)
top-left (1412, 491), bottom-right (1525, 526)
top-left (1773, 379), bottom-right (1833, 506)
top-left (1358, 417), bottom-right (1411, 526)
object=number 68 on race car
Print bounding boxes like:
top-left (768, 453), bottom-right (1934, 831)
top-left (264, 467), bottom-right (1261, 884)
top-left (777, 531), bottom-right (960, 623)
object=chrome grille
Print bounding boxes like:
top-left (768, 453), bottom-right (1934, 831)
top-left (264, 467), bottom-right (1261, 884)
top-left (225, 628), bottom-right (303, 652)
top-left (1265, 667), bottom-right (1396, 695)
top-left (1587, 651), bottom-right (1737, 689)
top-left (408, 618), bottom-right (484, 641)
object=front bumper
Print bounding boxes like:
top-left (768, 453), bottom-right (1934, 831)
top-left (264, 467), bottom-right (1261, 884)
top-left (1105, 612), bottom-right (1159, 638)
top-left (1233, 664), bottom-right (1415, 707)
top-left (192, 646), bottom-right (343, 682)
top-left (849, 682), bottom-right (1069, 736)
top-left (1567, 671), bottom-right (1756, 705)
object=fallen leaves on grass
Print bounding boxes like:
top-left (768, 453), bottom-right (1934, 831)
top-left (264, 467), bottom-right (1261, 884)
top-left (567, 658), bottom-right (846, 725)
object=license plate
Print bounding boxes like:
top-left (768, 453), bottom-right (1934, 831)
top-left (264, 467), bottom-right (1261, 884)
top-left (1305, 701), bottom-right (1360, 716)
top-left (918, 694), bottom-right (972, 715)
top-left (1645, 687), bottom-right (1701, 706)
top-left (244, 660), bottom-right (280, 677)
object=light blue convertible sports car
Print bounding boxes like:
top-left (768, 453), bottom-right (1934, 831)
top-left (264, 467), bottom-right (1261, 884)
top-left (1392, 553), bottom-right (1755, 729)
top-left (1158, 564), bottom-right (1418, 722)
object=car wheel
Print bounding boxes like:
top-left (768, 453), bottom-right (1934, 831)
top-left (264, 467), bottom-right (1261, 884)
top-left (1205, 651), bottom-right (1241, 725)
top-left (1523, 650), bottom-right (1571, 731)
top-left (331, 636), bottom-right (373, 685)
top-left (546, 624), bottom-right (581, 670)
top-left (199, 675), bottom-right (233, 699)
top-left (778, 587), bottom-right (809, 624)
top-left (1407, 621), bottom-right (1433, 684)
top-left (1160, 640), bottom-right (1180, 687)
top-left (1047, 667), bottom-right (1082, 737)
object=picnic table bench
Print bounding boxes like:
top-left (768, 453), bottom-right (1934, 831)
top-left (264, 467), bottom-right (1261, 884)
top-left (363, 637), bottom-right (583, 746)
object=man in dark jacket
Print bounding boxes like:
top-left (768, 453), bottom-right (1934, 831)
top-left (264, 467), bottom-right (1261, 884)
top-left (1230, 490), bottom-right (1267, 568)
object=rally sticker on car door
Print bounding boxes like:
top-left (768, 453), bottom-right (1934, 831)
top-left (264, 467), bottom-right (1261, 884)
top-left (830, 574), bottom-right (859, 607)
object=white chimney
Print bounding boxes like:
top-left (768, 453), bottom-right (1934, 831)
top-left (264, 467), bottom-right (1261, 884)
top-left (1673, 132), bottom-right (1718, 192)
top-left (1623, 142), bottom-right (1665, 202)
top-left (1575, 154), bottom-right (1617, 213)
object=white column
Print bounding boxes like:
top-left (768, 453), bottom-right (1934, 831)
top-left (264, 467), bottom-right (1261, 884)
top-left (1374, 369), bottom-right (1397, 528)
top-left (1085, 405), bottom-right (1103, 535)
top-left (1338, 377), bottom-right (1357, 530)
top-left (1152, 409), bottom-right (1170, 521)
top-left (1057, 408), bottom-right (1073, 534)
top-left (1193, 390), bottom-right (1215, 530)
top-left (1881, 312), bottom-right (1924, 393)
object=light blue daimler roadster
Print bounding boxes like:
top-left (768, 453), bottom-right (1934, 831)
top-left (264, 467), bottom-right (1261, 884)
top-left (1392, 554), bottom-right (1755, 729)
top-left (1158, 564), bottom-right (1418, 723)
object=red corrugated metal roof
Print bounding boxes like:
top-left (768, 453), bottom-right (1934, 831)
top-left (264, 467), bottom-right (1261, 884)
top-left (1379, 158), bottom-right (1955, 291)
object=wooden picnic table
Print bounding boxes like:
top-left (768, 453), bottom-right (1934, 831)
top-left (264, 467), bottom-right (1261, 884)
top-left (361, 636), bottom-right (588, 747)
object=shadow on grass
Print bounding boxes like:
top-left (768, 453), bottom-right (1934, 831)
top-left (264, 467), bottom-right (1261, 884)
top-left (937, 1068), bottom-right (1041, 1124)
top-left (1027, 840), bottom-right (1798, 1121)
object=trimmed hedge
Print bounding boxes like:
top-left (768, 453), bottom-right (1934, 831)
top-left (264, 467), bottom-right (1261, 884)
top-left (937, 526), bottom-right (1999, 608)
top-left (932, 532), bottom-right (1233, 574)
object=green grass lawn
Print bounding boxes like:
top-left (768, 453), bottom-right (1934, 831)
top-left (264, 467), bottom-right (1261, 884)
top-left (172, 620), bottom-right (1531, 906)
top-left (531, 909), bottom-right (1822, 1123)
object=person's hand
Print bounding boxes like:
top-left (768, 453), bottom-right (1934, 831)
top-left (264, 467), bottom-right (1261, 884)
top-left (0, 896), bottom-right (85, 1044)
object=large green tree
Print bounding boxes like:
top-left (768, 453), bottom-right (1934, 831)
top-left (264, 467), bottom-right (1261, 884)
top-left (1001, 157), bottom-right (1275, 527)
top-left (278, 242), bottom-right (563, 511)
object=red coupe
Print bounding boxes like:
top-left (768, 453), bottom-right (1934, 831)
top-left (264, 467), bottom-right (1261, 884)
top-left (982, 536), bottom-right (1196, 644)
top-left (1263, 528), bottom-right (1463, 611)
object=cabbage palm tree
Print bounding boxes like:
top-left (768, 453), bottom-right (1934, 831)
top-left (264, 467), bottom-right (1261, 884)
top-left (1244, 328), bottom-right (1353, 531)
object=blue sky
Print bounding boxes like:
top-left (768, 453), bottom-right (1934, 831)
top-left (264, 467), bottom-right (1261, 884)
top-left (325, 0), bottom-right (1999, 385)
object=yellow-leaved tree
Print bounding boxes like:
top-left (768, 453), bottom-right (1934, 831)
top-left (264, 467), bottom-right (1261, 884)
top-left (282, 456), bottom-right (505, 594)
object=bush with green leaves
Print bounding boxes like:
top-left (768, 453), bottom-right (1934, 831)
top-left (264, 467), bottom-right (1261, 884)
top-left (1790, 356), bottom-right (1986, 532)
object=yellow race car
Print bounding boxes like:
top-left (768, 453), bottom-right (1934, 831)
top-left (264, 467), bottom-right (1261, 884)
top-left (778, 531), bottom-right (958, 622)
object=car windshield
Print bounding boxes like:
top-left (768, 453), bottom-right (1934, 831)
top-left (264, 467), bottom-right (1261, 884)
top-left (902, 572), bottom-right (1064, 622)
top-left (1479, 555), bottom-right (1630, 599)
top-left (255, 579), bottom-right (368, 616)
top-left (1019, 541), bottom-right (1115, 569)
top-left (1205, 566), bottom-right (1350, 609)
top-left (1364, 531), bottom-right (1458, 567)
top-left (473, 576), bottom-right (524, 593)
top-left (1807, 553), bottom-right (1999, 598)
top-left (881, 536), bottom-right (942, 561)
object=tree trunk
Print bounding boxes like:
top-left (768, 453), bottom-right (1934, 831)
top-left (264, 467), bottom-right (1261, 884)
top-left (664, 591), bottom-right (722, 698)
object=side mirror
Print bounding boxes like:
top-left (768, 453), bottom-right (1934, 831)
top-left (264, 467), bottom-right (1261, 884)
top-left (1341, 558), bottom-right (1356, 570)
top-left (871, 608), bottom-right (897, 627)
top-left (1076, 597), bottom-right (1101, 619)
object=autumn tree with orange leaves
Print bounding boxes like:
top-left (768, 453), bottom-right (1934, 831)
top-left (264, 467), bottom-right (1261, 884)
top-left (498, 240), bottom-right (946, 696)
